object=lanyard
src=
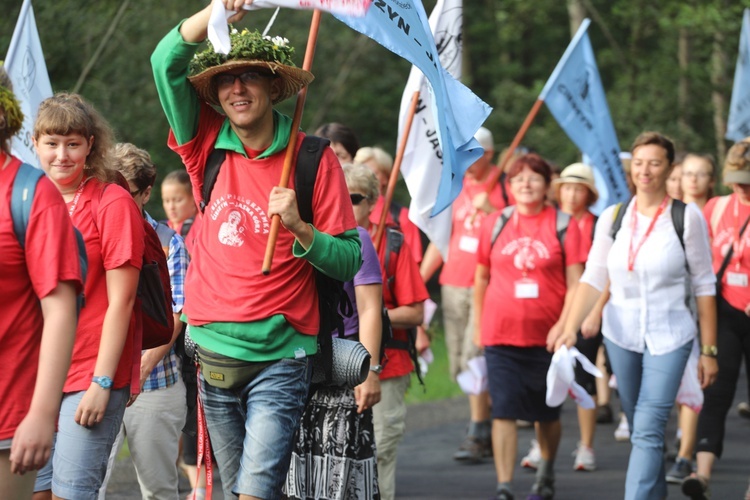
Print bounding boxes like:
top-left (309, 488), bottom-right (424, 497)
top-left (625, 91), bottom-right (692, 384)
top-left (67, 177), bottom-right (92, 218)
top-left (732, 196), bottom-right (749, 271)
top-left (628, 196), bottom-right (669, 274)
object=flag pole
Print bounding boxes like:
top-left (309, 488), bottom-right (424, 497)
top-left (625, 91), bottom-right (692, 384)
top-left (485, 98), bottom-right (544, 193)
top-left (373, 90), bottom-right (420, 252)
top-left (262, 9), bottom-right (322, 275)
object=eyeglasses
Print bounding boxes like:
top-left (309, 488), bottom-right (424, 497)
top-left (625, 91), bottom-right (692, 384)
top-left (682, 171), bottom-right (712, 180)
top-left (214, 70), bottom-right (272, 88)
top-left (349, 193), bottom-right (367, 205)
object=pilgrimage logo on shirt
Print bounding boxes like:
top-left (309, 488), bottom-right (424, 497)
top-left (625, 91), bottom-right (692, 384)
top-left (500, 237), bottom-right (551, 272)
top-left (209, 193), bottom-right (270, 247)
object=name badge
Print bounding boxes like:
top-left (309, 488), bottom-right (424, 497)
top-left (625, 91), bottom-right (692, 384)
top-left (515, 278), bottom-right (539, 299)
top-left (727, 272), bottom-right (749, 287)
top-left (458, 235), bottom-right (479, 254)
top-left (623, 285), bottom-right (640, 300)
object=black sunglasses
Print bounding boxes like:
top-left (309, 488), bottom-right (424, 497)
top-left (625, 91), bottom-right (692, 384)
top-left (349, 193), bottom-right (367, 205)
top-left (214, 70), bottom-right (273, 88)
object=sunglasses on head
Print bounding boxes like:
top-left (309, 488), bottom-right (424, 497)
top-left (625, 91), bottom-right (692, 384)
top-left (214, 70), bottom-right (273, 88)
top-left (349, 193), bottom-right (367, 205)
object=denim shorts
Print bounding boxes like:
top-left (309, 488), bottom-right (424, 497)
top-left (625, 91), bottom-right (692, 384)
top-left (200, 356), bottom-right (311, 499)
top-left (34, 388), bottom-right (128, 499)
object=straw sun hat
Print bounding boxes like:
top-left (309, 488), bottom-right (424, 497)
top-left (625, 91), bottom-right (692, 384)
top-left (188, 28), bottom-right (314, 106)
top-left (553, 162), bottom-right (599, 204)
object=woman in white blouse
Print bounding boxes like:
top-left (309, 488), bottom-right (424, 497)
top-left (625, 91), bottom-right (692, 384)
top-left (551, 131), bottom-right (718, 500)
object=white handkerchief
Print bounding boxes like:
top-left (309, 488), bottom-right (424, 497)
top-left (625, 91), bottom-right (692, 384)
top-left (546, 346), bottom-right (602, 408)
top-left (456, 356), bottom-right (487, 396)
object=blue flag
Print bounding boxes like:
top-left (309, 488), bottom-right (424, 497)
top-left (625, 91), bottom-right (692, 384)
top-left (335, 1), bottom-right (492, 215)
top-left (727, 9), bottom-right (750, 142)
top-left (539, 19), bottom-right (629, 208)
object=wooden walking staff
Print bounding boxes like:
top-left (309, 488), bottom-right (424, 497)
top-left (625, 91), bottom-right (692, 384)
top-left (373, 90), bottom-right (420, 252)
top-left (262, 9), bottom-right (322, 275)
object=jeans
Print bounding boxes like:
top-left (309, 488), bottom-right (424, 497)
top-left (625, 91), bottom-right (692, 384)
top-left (34, 388), bottom-right (129, 500)
top-left (200, 356), bottom-right (311, 499)
top-left (604, 338), bottom-right (691, 500)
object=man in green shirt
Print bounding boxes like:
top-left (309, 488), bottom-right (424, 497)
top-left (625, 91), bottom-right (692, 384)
top-left (151, 3), bottom-right (361, 499)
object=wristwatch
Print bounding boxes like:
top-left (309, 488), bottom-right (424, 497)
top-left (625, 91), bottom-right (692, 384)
top-left (700, 345), bottom-right (718, 358)
top-left (92, 375), bottom-right (114, 389)
top-left (369, 364), bottom-right (384, 375)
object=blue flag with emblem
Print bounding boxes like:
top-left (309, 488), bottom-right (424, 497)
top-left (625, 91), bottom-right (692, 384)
top-left (727, 9), bottom-right (750, 142)
top-left (539, 19), bottom-right (629, 208)
top-left (335, 0), bottom-right (492, 215)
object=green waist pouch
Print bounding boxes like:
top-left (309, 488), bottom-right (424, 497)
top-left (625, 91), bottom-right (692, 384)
top-left (197, 346), bottom-right (272, 390)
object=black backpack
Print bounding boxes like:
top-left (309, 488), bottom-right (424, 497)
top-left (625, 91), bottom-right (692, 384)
top-left (609, 199), bottom-right (686, 250)
top-left (490, 205), bottom-right (572, 255)
top-left (200, 136), bottom-right (353, 384)
top-left (381, 226), bottom-right (424, 386)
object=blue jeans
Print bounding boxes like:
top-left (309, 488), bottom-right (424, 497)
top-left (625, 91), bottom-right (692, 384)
top-left (34, 388), bottom-right (129, 499)
top-left (604, 338), bottom-right (691, 500)
top-left (200, 357), bottom-right (311, 499)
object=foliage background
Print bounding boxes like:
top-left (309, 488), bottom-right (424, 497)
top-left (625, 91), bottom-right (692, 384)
top-left (2, 0), bottom-right (750, 217)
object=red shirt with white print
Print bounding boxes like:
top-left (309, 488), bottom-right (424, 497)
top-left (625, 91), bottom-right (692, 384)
top-left (477, 205), bottom-right (584, 347)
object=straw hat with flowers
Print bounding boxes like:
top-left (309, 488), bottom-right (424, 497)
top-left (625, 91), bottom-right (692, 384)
top-left (188, 28), bottom-right (314, 106)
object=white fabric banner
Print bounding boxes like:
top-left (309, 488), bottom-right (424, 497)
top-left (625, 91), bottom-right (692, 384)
top-left (208, 0), bottom-right (372, 54)
top-left (5, 0), bottom-right (53, 167)
top-left (397, 0), bottom-right (462, 258)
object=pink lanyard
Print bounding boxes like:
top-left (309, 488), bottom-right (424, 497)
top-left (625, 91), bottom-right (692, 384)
top-left (67, 177), bottom-right (92, 218)
top-left (627, 196), bottom-right (669, 274)
top-left (733, 196), bottom-right (747, 271)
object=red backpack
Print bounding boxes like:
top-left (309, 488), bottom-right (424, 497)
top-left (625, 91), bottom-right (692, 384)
top-left (90, 181), bottom-right (174, 350)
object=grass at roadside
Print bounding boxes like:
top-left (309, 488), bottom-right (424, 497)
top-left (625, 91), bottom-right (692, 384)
top-left (405, 325), bottom-right (464, 405)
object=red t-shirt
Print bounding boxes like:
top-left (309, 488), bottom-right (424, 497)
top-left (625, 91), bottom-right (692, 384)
top-left (0, 158), bottom-right (83, 439)
top-left (574, 211), bottom-right (597, 258)
top-left (369, 196), bottom-right (423, 264)
top-left (477, 206), bottom-right (585, 347)
top-left (374, 226), bottom-right (430, 380)
top-left (169, 105), bottom-right (356, 334)
top-left (65, 180), bottom-right (144, 392)
top-left (704, 195), bottom-right (750, 311)
top-left (440, 172), bottom-right (509, 287)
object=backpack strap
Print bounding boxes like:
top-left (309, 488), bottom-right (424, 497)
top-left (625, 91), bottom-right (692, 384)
top-left (155, 222), bottom-right (177, 257)
top-left (384, 226), bottom-right (404, 292)
top-left (710, 195), bottom-right (731, 237)
top-left (11, 163), bottom-right (44, 249)
top-left (389, 202), bottom-right (402, 228)
top-left (609, 202), bottom-right (627, 240)
top-left (555, 210), bottom-right (571, 252)
top-left (671, 199), bottom-right (686, 251)
top-left (490, 205), bottom-right (516, 247)
top-left (295, 136), bottom-right (330, 225)
top-left (199, 148), bottom-right (228, 214)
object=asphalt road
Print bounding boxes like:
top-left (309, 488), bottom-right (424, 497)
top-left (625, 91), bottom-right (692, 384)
top-left (103, 367), bottom-right (750, 499)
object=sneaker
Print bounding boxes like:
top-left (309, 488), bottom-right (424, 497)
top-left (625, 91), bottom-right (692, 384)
top-left (666, 457), bottom-right (692, 484)
top-left (614, 414), bottom-right (630, 442)
top-left (495, 488), bottom-right (515, 500)
top-left (453, 435), bottom-right (491, 462)
top-left (738, 401), bottom-right (750, 419)
top-left (520, 439), bottom-right (541, 470)
top-left (526, 476), bottom-right (554, 500)
top-left (595, 404), bottom-right (613, 424)
top-left (572, 443), bottom-right (596, 471)
top-left (681, 475), bottom-right (711, 500)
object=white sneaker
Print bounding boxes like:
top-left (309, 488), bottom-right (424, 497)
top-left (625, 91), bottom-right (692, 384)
top-left (520, 439), bottom-right (541, 470)
top-left (614, 413), bottom-right (630, 442)
top-left (573, 442), bottom-right (597, 471)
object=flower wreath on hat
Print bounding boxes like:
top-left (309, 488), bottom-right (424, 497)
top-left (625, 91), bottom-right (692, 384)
top-left (0, 62), bottom-right (24, 137)
top-left (188, 28), bottom-right (314, 106)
